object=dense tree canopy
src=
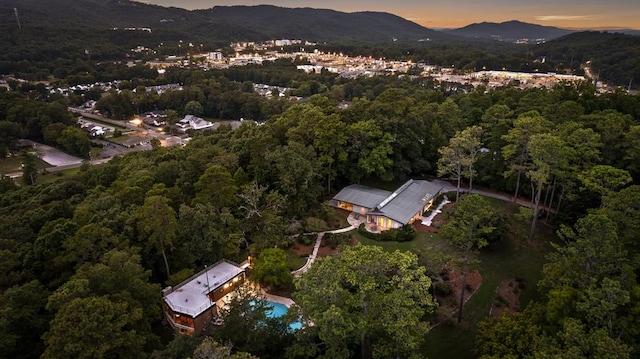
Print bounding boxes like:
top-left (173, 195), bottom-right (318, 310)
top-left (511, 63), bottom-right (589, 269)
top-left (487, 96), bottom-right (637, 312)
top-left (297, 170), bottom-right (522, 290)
top-left (294, 244), bottom-right (437, 359)
top-left (0, 63), bottom-right (639, 358)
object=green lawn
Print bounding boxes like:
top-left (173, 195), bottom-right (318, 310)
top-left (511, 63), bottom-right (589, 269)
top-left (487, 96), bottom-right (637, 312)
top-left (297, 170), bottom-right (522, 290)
top-left (35, 168), bottom-right (82, 185)
top-left (421, 197), bottom-right (557, 359)
top-left (349, 196), bottom-right (557, 359)
top-left (0, 155), bottom-right (51, 175)
top-left (89, 146), bottom-right (103, 159)
top-left (285, 249), bottom-right (308, 271)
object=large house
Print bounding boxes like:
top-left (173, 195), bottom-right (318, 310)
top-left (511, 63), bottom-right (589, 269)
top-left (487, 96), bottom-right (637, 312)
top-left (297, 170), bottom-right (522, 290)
top-left (330, 179), bottom-right (443, 231)
top-left (162, 260), bottom-right (246, 335)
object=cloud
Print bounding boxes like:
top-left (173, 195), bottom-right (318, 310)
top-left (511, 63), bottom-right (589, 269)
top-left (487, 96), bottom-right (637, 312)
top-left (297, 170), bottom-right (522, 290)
top-left (535, 15), bottom-right (592, 21)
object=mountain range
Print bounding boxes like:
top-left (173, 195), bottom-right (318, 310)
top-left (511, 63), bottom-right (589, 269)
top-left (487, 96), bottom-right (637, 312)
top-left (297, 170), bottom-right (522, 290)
top-left (445, 20), bottom-right (575, 41)
top-left (2, 0), bottom-right (448, 43)
top-left (3, 0), bottom-right (638, 46)
top-left (9, 0), bottom-right (634, 44)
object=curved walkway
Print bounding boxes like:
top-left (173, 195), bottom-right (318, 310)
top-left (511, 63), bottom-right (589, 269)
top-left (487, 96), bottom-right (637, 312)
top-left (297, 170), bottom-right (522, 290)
top-left (291, 223), bottom-right (357, 277)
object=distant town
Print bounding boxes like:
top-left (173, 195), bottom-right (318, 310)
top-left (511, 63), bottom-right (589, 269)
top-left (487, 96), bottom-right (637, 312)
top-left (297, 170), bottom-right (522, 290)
top-left (141, 39), bottom-right (608, 91)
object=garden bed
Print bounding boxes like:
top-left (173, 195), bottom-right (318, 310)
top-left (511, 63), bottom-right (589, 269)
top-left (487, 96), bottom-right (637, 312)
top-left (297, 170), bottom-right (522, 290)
top-left (489, 277), bottom-right (526, 317)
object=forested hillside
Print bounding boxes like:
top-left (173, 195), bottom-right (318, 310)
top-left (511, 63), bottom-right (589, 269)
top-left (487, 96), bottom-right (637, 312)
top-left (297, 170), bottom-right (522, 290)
top-left (447, 20), bottom-right (574, 41)
top-left (1, 59), bottom-right (640, 357)
top-left (533, 31), bottom-right (640, 89)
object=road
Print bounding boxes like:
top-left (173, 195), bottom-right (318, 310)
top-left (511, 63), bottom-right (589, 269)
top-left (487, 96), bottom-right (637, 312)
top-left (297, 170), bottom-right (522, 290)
top-left (69, 108), bottom-right (187, 147)
top-left (5, 157), bottom-right (112, 179)
top-left (430, 179), bottom-right (539, 209)
top-left (5, 111), bottom-right (190, 179)
top-left (68, 108), bottom-right (142, 132)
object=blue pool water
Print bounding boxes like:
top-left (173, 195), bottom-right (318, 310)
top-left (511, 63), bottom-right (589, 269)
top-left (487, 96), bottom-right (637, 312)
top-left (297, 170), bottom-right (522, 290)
top-left (263, 300), bottom-right (302, 331)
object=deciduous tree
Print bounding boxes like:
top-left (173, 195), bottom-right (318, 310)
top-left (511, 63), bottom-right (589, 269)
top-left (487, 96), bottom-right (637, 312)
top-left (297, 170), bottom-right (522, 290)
top-left (440, 194), bottom-right (507, 322)
top-left (251, 248), bottom-right (292, 290)
top-left (501, 111), bottom-right (551, 201)
top-left (43, 296), bottom-right (145, 359)
top-left (437, 126), bottom-right (484, 200)
top-left (580, 165), bottom-right (631, 209)
top-left (139, 195), bottom-right (177, 278)
top-left (526, 133), bottom-right (569, 240)
top-left (294, 244), bottom-right (436, 359)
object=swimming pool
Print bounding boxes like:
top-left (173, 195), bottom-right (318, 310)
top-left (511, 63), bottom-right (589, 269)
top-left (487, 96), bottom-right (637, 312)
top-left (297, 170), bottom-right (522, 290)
top-left (264, 300), bottom-right (302, 331)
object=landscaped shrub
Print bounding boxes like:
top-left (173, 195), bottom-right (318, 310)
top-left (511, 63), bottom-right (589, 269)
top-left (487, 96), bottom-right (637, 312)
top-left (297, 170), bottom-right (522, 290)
top-left (396, 225), bottom-right (416, 242)
top-left (285, 220), bottom-right (303, 235)
top-left (435, 282), bottom-right (452, 295)
top-left (304, 217), bottom-right (329, 233)
top-left (432, 193), bottom-right (446, 208)
top-left (358, 223), bottom-right (377, 239)
top-left (444, 191), bottom-right (458, 201)
top-left (357, 223), bottom-right (416, 242)
top-left (324, 232), bottom-right (349, 249)
top-left (495, 295), bottom-right (509, 307)
top-left (298, 234), bottom-right (316, 245)
top-left (280, 236), bottom-right (294, 248)
top-left (310, 203), bottom-right (344, 229)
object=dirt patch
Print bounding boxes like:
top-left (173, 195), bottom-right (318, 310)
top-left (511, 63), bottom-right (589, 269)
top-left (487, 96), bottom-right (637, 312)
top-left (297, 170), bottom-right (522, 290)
top-left (289, 234), bottom-right (358, 258)
top-left (289, 240), bottom-right (314, 256)
top-left (318, 235), bottom-right (358, 257)
top-left (489, 278), bottom-right (526, 317)
top-left (434, 203), bottom-right (454, 222)
top-left (412, 222), bottom-right (439, 233)
top-left (317, 239), bottom-right (337, 257)
top-left (448, 269), bottom-right (482, 304)
top-left (431, 269), bottom-right (483, 326)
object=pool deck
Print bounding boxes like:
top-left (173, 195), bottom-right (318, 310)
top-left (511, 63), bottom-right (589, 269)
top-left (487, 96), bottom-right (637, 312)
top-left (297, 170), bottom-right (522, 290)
top-left (262, 290), bottom-right (295, 307)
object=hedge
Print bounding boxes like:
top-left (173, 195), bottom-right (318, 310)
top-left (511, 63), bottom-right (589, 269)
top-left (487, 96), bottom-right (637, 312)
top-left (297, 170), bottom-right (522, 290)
top-left (358, 223), bottom-right (416, 242)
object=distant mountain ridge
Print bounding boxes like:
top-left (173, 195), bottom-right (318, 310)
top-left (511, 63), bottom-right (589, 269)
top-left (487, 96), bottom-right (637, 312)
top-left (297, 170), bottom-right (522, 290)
top-left (2, 0), bottom-right (450, 43)
top-left (198, 5), bottom-right (448, 42)
top-left (446, 20), bottom-right (575, 41)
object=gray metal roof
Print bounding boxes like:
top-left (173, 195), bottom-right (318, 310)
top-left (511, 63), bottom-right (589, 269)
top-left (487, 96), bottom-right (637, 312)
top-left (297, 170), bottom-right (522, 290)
top-left (374, 180), bottom-right (443, 224)
top-left (332, 184), bottom-right (392, 210)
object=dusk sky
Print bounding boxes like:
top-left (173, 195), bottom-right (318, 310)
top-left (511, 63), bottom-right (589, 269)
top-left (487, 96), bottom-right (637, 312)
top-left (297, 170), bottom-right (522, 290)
top-left (142, 0), bottom-right (640, 29)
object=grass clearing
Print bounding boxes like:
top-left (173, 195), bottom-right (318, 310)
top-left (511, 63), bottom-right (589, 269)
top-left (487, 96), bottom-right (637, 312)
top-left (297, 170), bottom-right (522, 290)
top-left (35, 168), bottom-right (82, 185)
top-left (89, 146), bottom-right (103, 159)
top-left (0, 155), bottom-right (51, 174)
top-left (285, 249), bottom-right (308, 271)
top-left (17, 167), bottom-right (82, 186)
top-left (421, 196), bottom-right (557, 358)
top-left (346, 195), bottom-right (557, 359)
